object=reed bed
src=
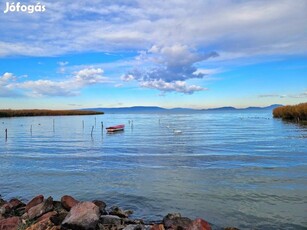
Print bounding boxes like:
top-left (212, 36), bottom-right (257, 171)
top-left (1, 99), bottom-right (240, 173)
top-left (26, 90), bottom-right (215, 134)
top-left (0, 109), bottom-right (103, 117)
top-left (273, 103), bottom-right (307, 122)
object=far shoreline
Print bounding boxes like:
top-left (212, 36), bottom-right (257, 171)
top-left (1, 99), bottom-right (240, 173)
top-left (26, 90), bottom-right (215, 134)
top-left (0, 109), bottom-right (104, 118)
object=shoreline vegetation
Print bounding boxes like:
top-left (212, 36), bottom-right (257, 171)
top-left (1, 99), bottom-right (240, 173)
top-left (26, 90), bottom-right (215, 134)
top-left (273, 103), bottom-right (307, 123)
top-left (0, 194), bottom-right (238, 230)
top-left (0, 109), bottom-right (103, 118)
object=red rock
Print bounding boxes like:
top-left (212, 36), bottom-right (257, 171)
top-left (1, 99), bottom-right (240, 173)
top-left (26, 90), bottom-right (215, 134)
top-left (0, 203), bottom-right (12, 215)
top-left (0, 216), bottom-right (21, 230)
top-left (163, 213), bottom-right (192, 229)
top-left (151, 224), bottom-right (165, 230)
top-left (60, 195), bottom-right (79, 211)
top-left (37, 211), bottom-right (57, 222)
top-left (9, 199), bottom-right (24, 209)
top-left (187, 218), bottom-right (212, 230)
top-left (25, 195), bottom-right (44, 212)
top-left (28, 197), bottom-right (53, 220)
top-left (62, 202), bottom-right (100, 230)
top-left (25, 219), bottom-right (59, 230)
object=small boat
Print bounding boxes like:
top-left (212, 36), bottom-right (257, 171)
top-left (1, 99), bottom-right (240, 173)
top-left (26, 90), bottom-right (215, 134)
top-left (106, 124), bottom-right (125, 132)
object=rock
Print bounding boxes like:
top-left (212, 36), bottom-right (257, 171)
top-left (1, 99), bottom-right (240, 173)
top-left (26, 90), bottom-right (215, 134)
top-left (15, 206), bottom-right (26, 217)
top-left (123, 218), bottom-right (144, 225)
top-left (93, 200), bottom-right (107, 214)
top-left (100, 215), bottom-right (122, 226)
top-left (92, 200), bottom-right (106, 210)
top-left (25, 219), bottom-right (59, 230)
top-left (50, 213), bottom-right (67, 226)
top-left (0, 198), bottom-right (6, 207)
top-left (62, 201), bottom-right (100, 230)
top-left (9, 198), bottom-right (25, 209)
top-left (28, 196), bottom-right (54, 220)
top-left (109, 206), bottom-right (133, 218)
top-left (61, 195), bottom-right (79, 211)
top-left (37, 211), bottom-right (57, 222)
top-left (25, 195), bottom-right (44, 212)
top-left (53, 201), bottom-right (67, 215)
top-left (123, 224), bottom-right (148, 230)
top-left (163, 213), bottom-right (192, 229)
top-left (0, 216), bottom-right (21, 230)
top-left (187, 218), bottom-right (212, 230)
top-left (151, 224), bottom-right (165, 230)
top-left (0, 203), bottom-right (12, 215)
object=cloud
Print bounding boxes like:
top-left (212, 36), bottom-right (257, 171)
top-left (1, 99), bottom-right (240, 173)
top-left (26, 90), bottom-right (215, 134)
top-left (121, 74), bottom-right (135, 82)
top-left (0, 73), bottom-right (21, 97)
top-left (259, 92), bottom-right (307, 98)
top-left (0, 68), bottom-right (109, 97)
top-left (123, 44), bottom-right (217, 94)
top-left (139, 80), bottom-right (206, 95)
top-left (0, 0), bottom-right (306, 58)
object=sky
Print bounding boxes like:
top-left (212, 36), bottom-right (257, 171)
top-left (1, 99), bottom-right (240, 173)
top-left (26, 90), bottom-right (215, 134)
top-left (0, 0), bottom-right (306, 109)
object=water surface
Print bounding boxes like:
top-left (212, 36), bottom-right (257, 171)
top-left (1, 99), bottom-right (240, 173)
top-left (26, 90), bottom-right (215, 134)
top-left (0, 111), bottom-right (306, 229)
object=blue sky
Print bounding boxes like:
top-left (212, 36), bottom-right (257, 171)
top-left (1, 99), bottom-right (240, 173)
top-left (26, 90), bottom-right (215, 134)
top-left (0, 0), bottom-right (306, 109)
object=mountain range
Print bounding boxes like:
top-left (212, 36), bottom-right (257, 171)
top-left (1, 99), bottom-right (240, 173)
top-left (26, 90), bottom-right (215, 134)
top-left (83, 104), bottom-right (282, 114)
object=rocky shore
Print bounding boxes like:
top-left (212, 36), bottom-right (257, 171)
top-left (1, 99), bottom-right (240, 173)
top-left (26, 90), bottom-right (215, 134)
top-left (0, 194), bottom-right (238, 230)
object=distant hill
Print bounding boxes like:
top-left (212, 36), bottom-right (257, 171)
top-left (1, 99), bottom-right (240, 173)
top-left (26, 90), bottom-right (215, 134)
top-left (83, 104), bottom-right (282, 114)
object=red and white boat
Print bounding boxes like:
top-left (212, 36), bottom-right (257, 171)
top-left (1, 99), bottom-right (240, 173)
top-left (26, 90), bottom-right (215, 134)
top-left (106, 124), bottom-right (125, 132)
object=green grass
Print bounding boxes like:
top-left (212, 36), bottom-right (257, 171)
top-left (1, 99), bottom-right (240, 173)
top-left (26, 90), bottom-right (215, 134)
top-left (0, 109), bottom-right (103, 117)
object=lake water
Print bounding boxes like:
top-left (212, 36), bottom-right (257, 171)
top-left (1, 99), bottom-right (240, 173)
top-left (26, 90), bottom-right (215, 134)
top-left (0, 111), bottom-right (306, 229)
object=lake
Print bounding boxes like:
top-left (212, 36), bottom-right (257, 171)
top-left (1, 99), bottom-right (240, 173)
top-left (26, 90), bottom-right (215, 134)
top-left (0, 111), bottom-right (306, 229)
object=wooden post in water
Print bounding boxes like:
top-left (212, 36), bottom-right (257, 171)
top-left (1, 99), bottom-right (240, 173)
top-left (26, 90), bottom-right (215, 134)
top-left (91, 126), bottom-right (94, 137)
top-left (5, 128), bottom-right (7, 141)
top-left (101, 122), bottom-right (104, 136)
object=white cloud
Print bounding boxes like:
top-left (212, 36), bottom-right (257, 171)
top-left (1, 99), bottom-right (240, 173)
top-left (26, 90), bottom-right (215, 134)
top-left (259, 92), bottom-right (307, 99)
top-left (124, 44), bottom-right (217, 93)
top-left (121, 74), bottom-right (135, 81)
top-left (0, 0), bottom-right (306, 57)
top-left (139, 79), bottom-right (206, 95)
top-left (0, 68), bottom-right (110, 97)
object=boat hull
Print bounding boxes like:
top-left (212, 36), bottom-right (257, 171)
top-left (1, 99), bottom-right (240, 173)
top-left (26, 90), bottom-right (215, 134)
top-left (106, 124), bottom-right (125, 132)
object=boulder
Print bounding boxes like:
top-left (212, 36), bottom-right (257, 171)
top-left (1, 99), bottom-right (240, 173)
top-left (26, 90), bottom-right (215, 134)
top-left (25, 219), bottom-right (59, 230)
top-left (25, 195), bottom-right (44, 212)
top-left (28, 196), bottom-right (54, 220)
top-left (109, 206), bottom-right (133, 218)
top-left (37, 211), bottom-right (57, 222)
top-left (62, 202), bottom-right (100, 230)
top-left (0, 198), bottom-right (6, 207)
top-left (61, 195), bottom-right (79, 211)
top-left (92, 200), bottom-right (107, 214)
top-left (187, 218), bottom-right (212, 230)
top-left (9, 198), bottom-right (25, 209)
top-left (100, 215), bottom-right (122, 226)
top-left (163, 213), bottom-right (192, 229)
top-left (123, 224), bottom-right (149, 230)
top-left (50, 213), bottom-right (67, 226)
top-left (0, 216), bottom-right (20, 230)
top-left (151, 224), bottom-right (165, 230)
top-left (0, 203), bottom-right (12, 215)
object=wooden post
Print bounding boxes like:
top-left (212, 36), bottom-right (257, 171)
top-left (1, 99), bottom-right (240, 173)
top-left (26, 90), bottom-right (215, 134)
top-left (91, 126), bottom-right (94, 137)
top-left (5, 128), bottom-right (7, 141)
